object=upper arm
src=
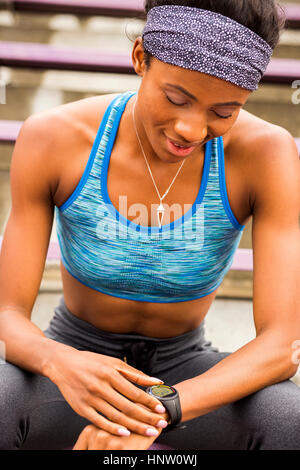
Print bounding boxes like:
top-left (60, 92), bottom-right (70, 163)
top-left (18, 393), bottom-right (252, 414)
top-left (0, 114), bottom-right (56, 317)
top-left (250, 127), bottom-right (300, 338)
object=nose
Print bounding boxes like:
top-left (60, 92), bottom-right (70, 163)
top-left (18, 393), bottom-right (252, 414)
top-left (174, 116), bottom-right (207, 144)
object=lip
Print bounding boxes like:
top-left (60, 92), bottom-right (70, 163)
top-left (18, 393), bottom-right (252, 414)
top-left (166, 137), bottom-right (197, 157)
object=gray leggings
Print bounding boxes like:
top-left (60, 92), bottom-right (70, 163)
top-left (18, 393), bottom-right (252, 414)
top-left (1, 295), bottom-right (300, 450)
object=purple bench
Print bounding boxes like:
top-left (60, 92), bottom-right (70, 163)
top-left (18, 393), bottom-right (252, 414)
top-left (0, 41), bottom-right (134, 74)
top-left (284, 3), bottom-right (300, 29)
top-left (63, 441), bottom-right (173, 451)
top-left (10, 0), bottom-right (146, 18)
top-left (7, 1), bottom-right (300, 29)
top-left (1, 40), bottom-right (300, 85)
top-left (0, 120), bottom-right (23, 142)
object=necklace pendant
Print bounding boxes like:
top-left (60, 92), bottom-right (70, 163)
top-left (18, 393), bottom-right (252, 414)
top-left (157, 203), bottom-right (165, 228)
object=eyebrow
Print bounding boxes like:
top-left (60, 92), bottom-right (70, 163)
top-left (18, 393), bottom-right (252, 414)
top-left (165, 83), bottom-right (243, 107)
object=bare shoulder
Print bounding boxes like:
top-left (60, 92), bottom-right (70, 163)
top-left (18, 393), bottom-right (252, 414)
top-left (227, 109), bottom-right (299, 210)
top-left (229, 108), bottom-right (296, 156)
top-left (25, 93), bottom-right (120, 143)
top-left (22, 93), bottom-right (120, 199)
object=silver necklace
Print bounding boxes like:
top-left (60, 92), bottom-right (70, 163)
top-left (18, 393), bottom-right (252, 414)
top-left (132, 98), bottom-right (186, 228)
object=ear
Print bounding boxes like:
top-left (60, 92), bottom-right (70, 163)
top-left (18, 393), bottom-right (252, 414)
top-left (132, 37), bottom-right (147, 77)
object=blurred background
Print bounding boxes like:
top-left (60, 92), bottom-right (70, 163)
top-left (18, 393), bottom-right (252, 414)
top-left (0, 0), bottom-right (299, 382)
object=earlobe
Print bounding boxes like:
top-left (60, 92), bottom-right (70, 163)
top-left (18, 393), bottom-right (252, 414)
top-left (132, 37), bottom-right (146, 77)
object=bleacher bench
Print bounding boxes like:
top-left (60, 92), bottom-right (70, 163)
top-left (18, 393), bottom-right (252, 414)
top-left (0, 41), bottom-right (300, 86)
top-left (4, 1), bottom-right (300, 29)
top-left (6, 0), bottom-right (146, 18)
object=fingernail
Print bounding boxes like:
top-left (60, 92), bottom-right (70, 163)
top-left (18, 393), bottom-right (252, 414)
top-left (157, 420), bottom-right (168, 429)
top-left (118, 428), bottom-right (131, 437)
top-left (145, 428), bottom-right (159, 437)
top-left (155, 404), bottom-right (166, 413)
top-left (150, 377), bottom-right (164, 383)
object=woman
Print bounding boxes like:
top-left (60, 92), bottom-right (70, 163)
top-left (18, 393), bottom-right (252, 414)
top-left (0, 0), bottom-right (299, 451)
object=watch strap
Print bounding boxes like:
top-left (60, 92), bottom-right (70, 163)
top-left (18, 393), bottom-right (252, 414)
top-left (163, 397), bottom-right (182, 429)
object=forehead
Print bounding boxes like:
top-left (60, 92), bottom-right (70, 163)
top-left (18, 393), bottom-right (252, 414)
top-left (147, 57), bottom-right (251, 102)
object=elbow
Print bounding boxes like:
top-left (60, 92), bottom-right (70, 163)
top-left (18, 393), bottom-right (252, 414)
top-left (281, 363), bottom-right (299, 382)
top-left (258, 329), bottom-right (300, 382)
top-left (273, 341), bottom-right (300, 382)
top-left (287, 340), bottom-right (300, 380)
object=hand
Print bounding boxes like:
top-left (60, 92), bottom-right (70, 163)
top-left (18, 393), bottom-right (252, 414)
top-left (46, 346), bottom-right (168, 437)
top-left (73, 424), bottom-right (161, 450)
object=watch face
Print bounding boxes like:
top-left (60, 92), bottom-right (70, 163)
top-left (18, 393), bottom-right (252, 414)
top-left (150, 385), bottom-right (177, 398)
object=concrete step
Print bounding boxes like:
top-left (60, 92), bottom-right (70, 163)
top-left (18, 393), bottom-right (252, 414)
top-left (244, 83), bottom-right (300, 136)
top-left (276, 29), bottom-right (300, 59)
top-left (0, 66), bottom-right (141, 121)
top-left (0, 10), bottom-right (143, 52)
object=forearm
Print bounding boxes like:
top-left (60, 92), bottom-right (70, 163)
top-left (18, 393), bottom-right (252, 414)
top-left (0, 308), bottom-right (75, 376)
top-left (175, 330), bottom-right (298, 422)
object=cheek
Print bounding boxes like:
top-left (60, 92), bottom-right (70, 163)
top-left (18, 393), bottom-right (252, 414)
top-left (142, 100), bottom-right (167, 131)
top-left (141, 84), bottom-right (167, 122)
top-left (211, 111), bottom-right (240, 135)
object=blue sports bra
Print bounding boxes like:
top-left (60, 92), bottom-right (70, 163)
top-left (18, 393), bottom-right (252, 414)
top-left (55, 91), bottom-right (245, 303)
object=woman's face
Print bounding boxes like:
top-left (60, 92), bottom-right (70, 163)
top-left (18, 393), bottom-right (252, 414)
top-left (132, 38), bottom-right (251, 164)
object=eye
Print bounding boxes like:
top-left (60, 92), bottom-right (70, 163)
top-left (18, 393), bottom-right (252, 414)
top-left (166, 94), bottom-right (233, 118)
top-left (213, 110), bottom-right (233, 119)
top-left (166, 95), bottom-right (186, 106)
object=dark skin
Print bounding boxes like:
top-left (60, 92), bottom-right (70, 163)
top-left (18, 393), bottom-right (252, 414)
top-left (0, 37), bottom-right (299, 450)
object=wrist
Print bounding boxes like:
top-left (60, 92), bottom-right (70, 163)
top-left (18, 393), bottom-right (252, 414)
top-left (41, 338), bottom-right (77, 380)
top-left (173, 379), bottom-right (200, 422)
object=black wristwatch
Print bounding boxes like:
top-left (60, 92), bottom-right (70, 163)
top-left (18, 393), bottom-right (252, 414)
top-left (146, 384), bottom-right (182, 430)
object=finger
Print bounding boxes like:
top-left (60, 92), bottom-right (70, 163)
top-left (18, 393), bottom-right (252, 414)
top-left (89, 394), bottom-right (165, 437)
top-left (79, 404), bottom-right (132, 437)
top-left (73, 427), bottom-right (90, 450)
top-left (80, 427), bottom-right (110, 451)
top-left (88, 432), bottom-right (124, 451)
top-left (110, 370), bottom-right (167, 413)
top-left (116, 365), bottom-right (164, 387)
top-left (98, 385), bottom-right (167, 430)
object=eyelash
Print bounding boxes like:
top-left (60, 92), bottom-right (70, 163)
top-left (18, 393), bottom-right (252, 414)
top-left (166, 95), bottom-right (233, 120)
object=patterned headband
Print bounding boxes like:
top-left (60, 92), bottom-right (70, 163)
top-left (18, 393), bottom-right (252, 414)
top-left (142, 5), bottom-right (273, 91)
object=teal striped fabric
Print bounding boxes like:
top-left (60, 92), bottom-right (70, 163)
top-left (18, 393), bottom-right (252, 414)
top-left (55, 91), bottom-right (245, 303)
